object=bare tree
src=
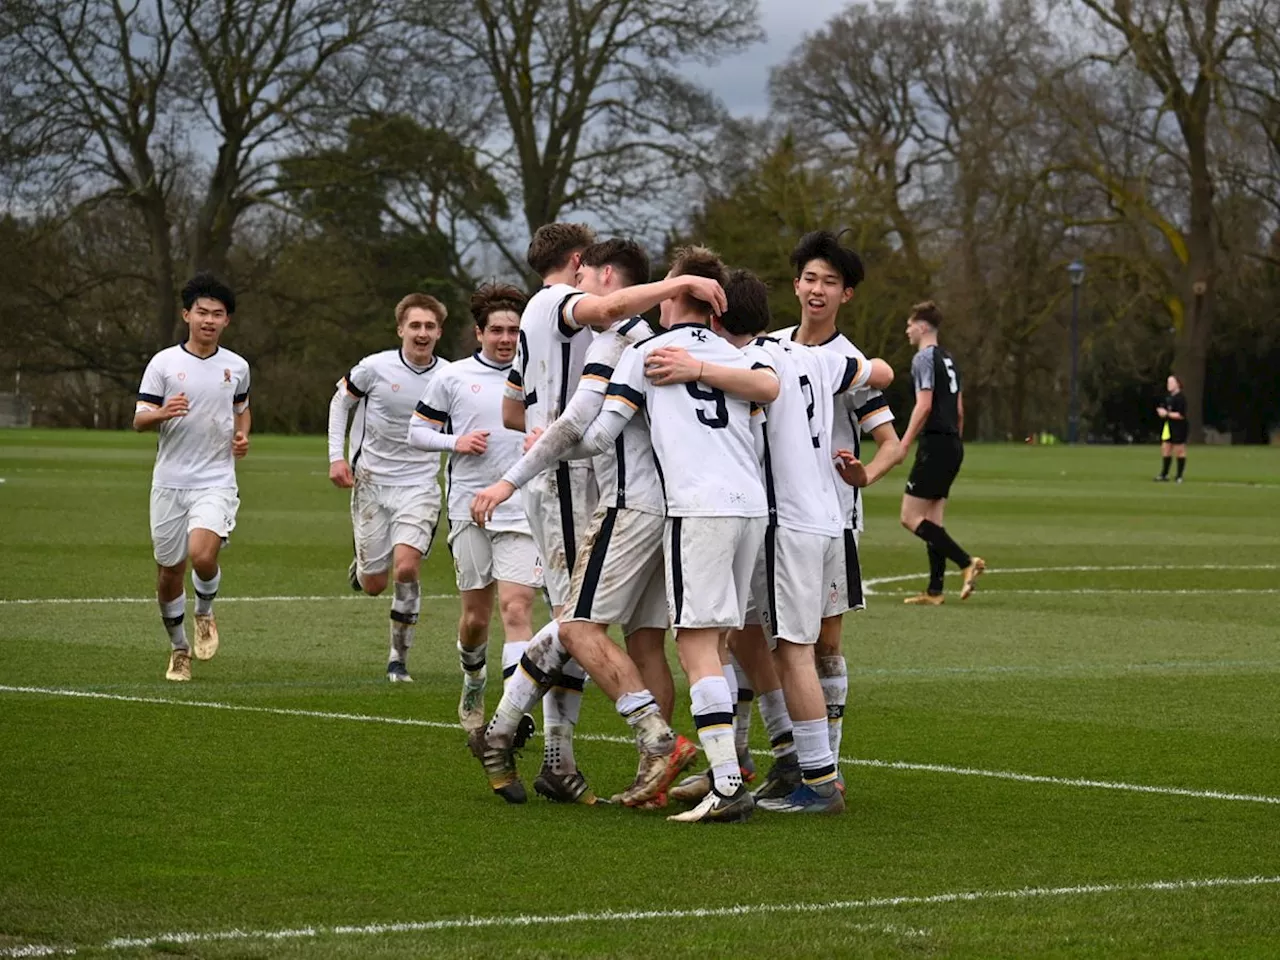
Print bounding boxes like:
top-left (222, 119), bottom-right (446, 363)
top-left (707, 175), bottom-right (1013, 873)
top-left (416, 0), bottom-right (761, 275)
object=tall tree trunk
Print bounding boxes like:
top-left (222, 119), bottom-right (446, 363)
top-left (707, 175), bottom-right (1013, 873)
top-left (1175, 122), bottom-right (1216, 444)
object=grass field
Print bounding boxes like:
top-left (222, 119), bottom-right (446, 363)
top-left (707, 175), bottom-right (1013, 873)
top-left (2, 429), bottom-right (1279, 958)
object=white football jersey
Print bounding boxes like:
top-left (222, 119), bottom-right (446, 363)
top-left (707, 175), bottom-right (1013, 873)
top-left (776, 326), bottom-right (895, 532)
top-left (505, 283), bottom-right (594, 432)
top-left (752, 337), bottom-right (871, 537)
top-left (136, 344), bottom-right (251, 489)
top-left (577, 317), bottom-right (665, 516)
top-left (414, 352), bottom-right (531, 534)
top-left (605, 323), bottom-right (769, 519)
top-left (338, 349), bottom-right (448, 488)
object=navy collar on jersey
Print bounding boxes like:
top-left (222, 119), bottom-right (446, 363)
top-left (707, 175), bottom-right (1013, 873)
top-left (664, 321), bottom-right (713, 333)
top-left (473, 350), bottom-right (512, 371)
top-left (179, 341), bottom-right (221, 360)
top-left (791, 327), bottom-right (840, 347)
top-left (398, 349), bottom-right (437, 375)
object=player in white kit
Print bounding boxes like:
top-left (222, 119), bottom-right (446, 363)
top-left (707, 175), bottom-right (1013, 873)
top-left (645, 270), bottom-right (891, 814)
top-left (405, 284), bottom-right (542, 735)
top-left (468, 240), bottom-right (735, 807)
top-left (134, 274), bottom-right (250, 682)
top-left (566, 247), bottom-right (782, 823)
top-left (758, 231), bottom-right (903, 795)
top-left (327, 293), bottom-right (449, 681)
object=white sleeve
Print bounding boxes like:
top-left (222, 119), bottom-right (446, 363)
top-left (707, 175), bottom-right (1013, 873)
top-left (327, 384), bottom-right (359, 462)
top-left (136, 356), bottom-right (166, 412)
top-left (406, 377), bottom-right (459, 453)
top-left (600, 346), bottom-right (646, 421)
top-left (233, 365), bottom-right (251, 413)
top-left (502, 386), bottom-right (606, 488)
top-left (572, 408), bottom-right (631, 458)
top-left (751, 403), bottom-right (767, 466)
top-left (828, 346), bottom-right (871, 394)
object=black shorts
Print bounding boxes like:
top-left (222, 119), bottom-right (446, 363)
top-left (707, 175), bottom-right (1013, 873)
top-left (906, 434), bottom-right (964, 500)
top-left (1163, 421), bottom-right (1188, 445)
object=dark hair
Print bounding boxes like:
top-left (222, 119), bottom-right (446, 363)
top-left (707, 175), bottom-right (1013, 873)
top-left (667, 245), bottom-right (727, 318)
top-left (181, 273), bottom-right (236, 314)
top-left (719, 269), bottom-right (771, 337)
top-left (579, 238), bottom-right (650, 288)
top-left (470, 283), bottom-right (528, 330)
top-left (526, 222), bottom-right (596, 276)
top-left (395, 292), bottom-right (447, 327)
top-left (790, 231), bottom-right (864, 290)
top-left (909, 300), bottom-right (943, 328)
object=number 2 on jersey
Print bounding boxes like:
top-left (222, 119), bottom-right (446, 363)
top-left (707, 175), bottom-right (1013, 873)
top-left (685, 382), bottom-right (728, 429)
top-left (943, 358), bottom-right (958, 394)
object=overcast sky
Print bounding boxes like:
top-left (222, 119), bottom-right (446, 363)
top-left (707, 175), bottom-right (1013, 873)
top-left (688, 0), bottom-right (852, 116)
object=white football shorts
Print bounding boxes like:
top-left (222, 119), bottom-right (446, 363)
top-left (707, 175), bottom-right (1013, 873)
top-left (449, 522), bottom-right (543, 591)
top-left (150, 486), bottom-right (240, 567)
top-left (664, 516), bottom-right (766, 631)
top-left (351, 480), bottom-right (440, 577)
top-left (524, 463), bottom-right (597, 609)
top-left (564, 506), bottom-right (668, 635)
top-left (751, 527), bottom-right (845, 648)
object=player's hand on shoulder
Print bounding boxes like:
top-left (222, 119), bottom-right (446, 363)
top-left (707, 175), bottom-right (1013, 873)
top-left (645, 346), bottom-right (699, 386)
top-left (329, 459), bottom-right (354, 488)
top-left (833, 449), bottom-right (869, 487)
top-left (232, 431), bottom-right (250, 460)
top-left (523, 427), bottom-right (544, 453)
top-left (163, 392), bottom-right (189, 419)
top-left (471, 480), bottom-right (515, 527)
top-left (455, 430), bottom-right (490, 455)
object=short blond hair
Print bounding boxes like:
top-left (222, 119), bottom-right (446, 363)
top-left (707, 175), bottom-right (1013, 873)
top-left (395, 293), bottom-right (447, 328)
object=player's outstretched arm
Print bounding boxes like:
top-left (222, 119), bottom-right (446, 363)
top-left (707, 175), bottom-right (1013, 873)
top-left (568, 276), bottom-right (727, 331)
top-left (133, 393), bottom-right (189, 431)
top-left (642, 346), bottom-right (779, 403)
top-left (868, 358), bottom-right (894, 390)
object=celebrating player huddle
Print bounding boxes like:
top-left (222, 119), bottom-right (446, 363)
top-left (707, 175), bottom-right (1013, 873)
top-left (135, 225), bottom-right (986, 823)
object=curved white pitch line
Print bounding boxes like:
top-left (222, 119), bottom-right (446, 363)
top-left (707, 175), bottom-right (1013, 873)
top-left (863, 563), bottom-right (1280, 595)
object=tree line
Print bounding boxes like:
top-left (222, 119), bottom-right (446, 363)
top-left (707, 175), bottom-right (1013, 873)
top-left (2, 0), bottom-right (1277, 441)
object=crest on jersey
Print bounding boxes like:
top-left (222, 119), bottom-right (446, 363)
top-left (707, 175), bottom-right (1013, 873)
top-left (392, 383), bottom-right (401, 392)
top-left (471, 383), bottom-right (481, 393)
top-left (223, 368), bottom-right (231, 383)
top-left (177, 372), bottom-right (186, 381)
top-left (691, 328), bottom-right (708, 342)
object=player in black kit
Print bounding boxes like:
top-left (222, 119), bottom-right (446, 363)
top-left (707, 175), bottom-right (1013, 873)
top-left (1154, 375), bottom-right (1189, 483)
top-left (898, 302), bottom-right (984, 604)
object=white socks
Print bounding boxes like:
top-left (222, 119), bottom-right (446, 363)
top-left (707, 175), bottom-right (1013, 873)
top-left (388, 580), bottom-right (420, 660)
top-left (818, 655), bottom-right (848, 762)
top-left (159, 594), bottom-right (187, 650)
top-left (691, 675), bottom-right (740, 795)
top-left (757, 688), bottom-right (796, 759)
top-left (191, 568), bottom-right (220, 616)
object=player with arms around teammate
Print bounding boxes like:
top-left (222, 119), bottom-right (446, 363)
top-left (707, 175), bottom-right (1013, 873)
top-left (134, 273), bottom-right (250, 682)
top-left (899, 301), bottom-right (984, 604)
top-left (1154, 375), bottom-right (1189, 483)
top-left (406, 284), bottom-right (543, 735)
top-left (771, 231), bottom-right (902, 780)
top-left (327, 294), bottom-right (449, 681)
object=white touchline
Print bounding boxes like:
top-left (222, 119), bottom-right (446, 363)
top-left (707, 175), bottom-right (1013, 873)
top-left (3, 685), bottom-right (1279, 807)
top-left (862, 563), bottom-right (1280, 596)
top-left (79, 874), bottom-right (1280, 952)
top-left (0, 594), bottom-right (456, 606)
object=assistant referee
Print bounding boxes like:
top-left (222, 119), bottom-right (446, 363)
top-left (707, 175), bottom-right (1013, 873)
top-left (1155, 374), bottom-right (1189, 483)
top-left (898, 301), bottom-right (985, 604)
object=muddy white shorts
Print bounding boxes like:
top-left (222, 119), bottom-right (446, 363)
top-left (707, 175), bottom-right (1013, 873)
top-left (351, 480), bottom-right (439, 577)
top-left (751, 526), bottom-right (846, 647)
top-left (564, 507), bottom-right (669, 635)
top-left (449, 522), bottom-right (543, 591)
top-left (150, 486), bottom-right (240, 567)
top-left (664, 516), bottom-right (766, 631)
top-left (524, 463), bottom-right (597, 608)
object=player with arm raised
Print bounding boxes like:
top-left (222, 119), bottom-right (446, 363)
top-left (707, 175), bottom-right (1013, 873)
top-left (134, 274), bottom-right (250, 682)
top-left (899, 301), bottom-right (985, 604)
top-left (326, 294), bottom-right (449, 681)
top-left (645, 270), bottom-right (891, 814)
top-left (765, 231), bottom-right (903, 784)
top-left (467, 240), bottom-right (738, 808)
top-left (405, 284), bottom-right (542, 735)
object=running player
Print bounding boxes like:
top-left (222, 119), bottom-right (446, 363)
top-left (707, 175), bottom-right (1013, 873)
top-left (134, 273), bottom-right (250, 682)
top-left (768, 230), bottom-right (902, 785)
top-left (468, 241), bottom-right (740, 807)
top-left (327, 293), bottom-right (449, 680)
top-left (1154, 375), bottom-right (1188, 483)
top-left (899, 300), bottom-right (984, 604)
top-left (406, 284), bottom-right (542, 734)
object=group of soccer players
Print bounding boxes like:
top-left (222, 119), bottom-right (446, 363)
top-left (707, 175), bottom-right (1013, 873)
top-left (134, 227), bottom-right (985, 823)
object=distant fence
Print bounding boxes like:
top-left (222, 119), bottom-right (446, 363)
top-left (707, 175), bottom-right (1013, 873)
top-left (0, 393), bottom-right (32, 427)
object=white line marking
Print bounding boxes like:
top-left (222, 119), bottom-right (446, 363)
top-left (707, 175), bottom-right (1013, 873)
top-left (4, 685), bottom-right (1278, 806)
top-left (89, 874), bottom-right (1280, 952)
top-left (0, 947), bottom-right (73, 959)
top-left (862, 563), bottom-right (1280, 595)
top-left (0, 594), bottom-right (456, 606)
top-left (876, 588), bottom-right (1280, 596)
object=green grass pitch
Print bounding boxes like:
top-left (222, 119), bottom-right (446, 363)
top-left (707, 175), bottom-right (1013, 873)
top-left (1, 430), bottom-right (1278, 958)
